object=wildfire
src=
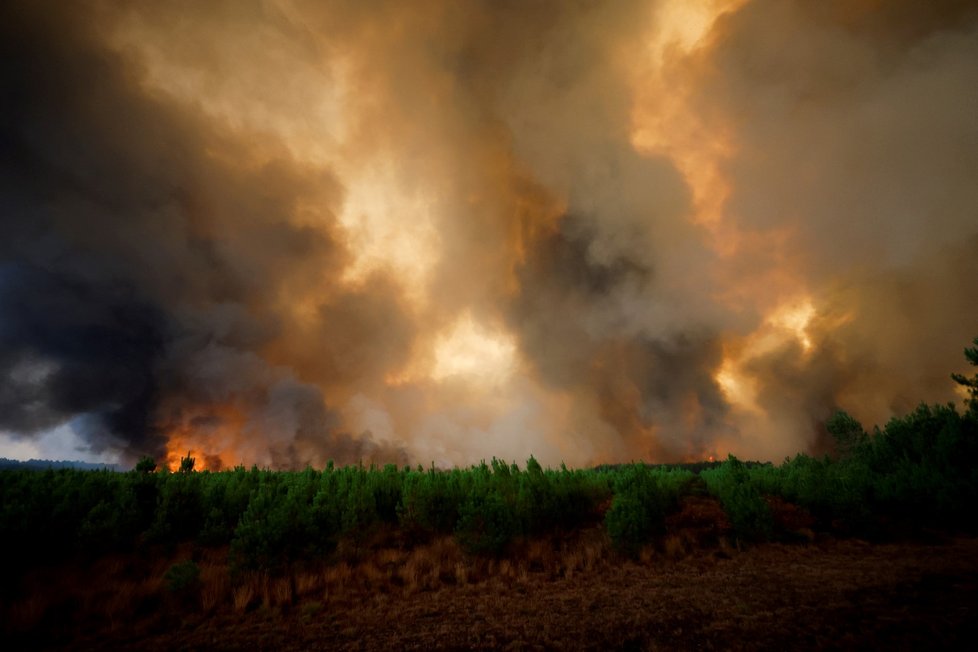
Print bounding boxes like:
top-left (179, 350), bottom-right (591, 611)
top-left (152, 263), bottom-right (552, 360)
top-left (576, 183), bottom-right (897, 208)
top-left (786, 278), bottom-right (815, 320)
top-left (163, 404), bottom-right (248, 471)
top-left (164, 447), bottom-right (203, 472)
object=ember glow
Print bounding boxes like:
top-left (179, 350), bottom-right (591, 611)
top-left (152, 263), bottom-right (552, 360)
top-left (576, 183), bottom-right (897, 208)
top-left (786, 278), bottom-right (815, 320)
top-left (2, 0), bottom-right (977, 468)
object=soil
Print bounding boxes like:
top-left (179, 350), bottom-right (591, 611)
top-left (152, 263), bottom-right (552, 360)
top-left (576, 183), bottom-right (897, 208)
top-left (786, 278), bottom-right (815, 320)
top-left (44, 536), bottom-right (978, 651)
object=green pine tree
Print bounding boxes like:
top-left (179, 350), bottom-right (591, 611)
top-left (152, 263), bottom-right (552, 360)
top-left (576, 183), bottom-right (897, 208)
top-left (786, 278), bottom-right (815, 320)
top-left (951, 336), bottom-right (978, 413)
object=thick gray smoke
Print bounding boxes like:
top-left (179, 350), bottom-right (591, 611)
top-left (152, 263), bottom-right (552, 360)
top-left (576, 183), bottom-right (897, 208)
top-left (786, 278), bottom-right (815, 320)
top-left (1, 0), bottom-right (977, 467)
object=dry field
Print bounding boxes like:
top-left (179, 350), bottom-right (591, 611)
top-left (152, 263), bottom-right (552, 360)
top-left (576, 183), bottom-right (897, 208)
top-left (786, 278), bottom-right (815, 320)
top-left (5, 529), bottom-right (978, 651)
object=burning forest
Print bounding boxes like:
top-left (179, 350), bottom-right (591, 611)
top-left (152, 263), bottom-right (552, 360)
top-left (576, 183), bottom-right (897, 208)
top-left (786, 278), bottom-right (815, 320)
top-left (3, 0), bottom-right (978, 470)
top-left (3, 2), bottom-right (978, 649)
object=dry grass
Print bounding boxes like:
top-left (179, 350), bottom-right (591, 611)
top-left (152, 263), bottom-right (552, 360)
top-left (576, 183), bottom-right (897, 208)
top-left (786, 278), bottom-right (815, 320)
top-left (24, 537), bottom-right (974, 651)
top-left (103, 580), bottom-right (143, 627)
top-left (295, 571), bottom-right (323, 598)
top-left (232, 582), bottom-right (255, 613)
top-left (403, 550), bottom-right (437, 592)
top-left (453, 561), bottom-right (468, 585)
top-left (562, 550), bottom-right (583, 578)
top-left (324, 561), bottom-right (352, 586)
top-left (638, 545), bottom-right (656, 564)
top-left (3, 530), bottom-right (619, 635)
top-left (663, 533), bottom-right (687, 559)
top-left (8, 531), bottom-right (978, 652)
top-left (271, 577), bottom-right (293, 606)
top-left (4, 518), bottom-right (750, 646)
top-left (524, 538), bottom-right (553, 571)
top-left (200, 562), bottom-right (230, 612)
top-left (360, 558), bottom-right (389, 586)
top-left (258, 574), bottom-right (273, 608)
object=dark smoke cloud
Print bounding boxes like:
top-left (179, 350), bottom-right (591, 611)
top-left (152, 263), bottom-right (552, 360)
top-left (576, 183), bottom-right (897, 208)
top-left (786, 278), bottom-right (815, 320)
top-left (0, 265), bottom-right (165, 451)
top-left (509, 214), bottom-right (730, 460)
top-left (0, 2), bottom-right (407, 466)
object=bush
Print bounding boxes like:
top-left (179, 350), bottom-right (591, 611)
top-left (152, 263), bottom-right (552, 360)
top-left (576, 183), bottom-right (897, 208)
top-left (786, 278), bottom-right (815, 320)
top-left (164, 560), bottom-right (200, 593)
top-left (339, 469), bottom-right (379, 547)
top-left (701, 456), bottom-right (773, 542)
top-left (455, 488), bottom-right (517, 556)
top-left (604, 465), bottom-right (670, 555)
top-left (398, 469), bottom-right (465, 536)
top-left (826, 411), bottom-right (869, 459)
top-left (230, 478), bottom-right (317, 573)
top-left (148, 473), bottom-right (203, 543)
top-left (135, 456), bottom-right (157, 473)
top-left (77, 500), bottom-right (122, 554)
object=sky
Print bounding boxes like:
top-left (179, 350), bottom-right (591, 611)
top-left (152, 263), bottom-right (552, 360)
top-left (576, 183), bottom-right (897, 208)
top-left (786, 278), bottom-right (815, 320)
top-left (1, 0), bottom-right (977, 470)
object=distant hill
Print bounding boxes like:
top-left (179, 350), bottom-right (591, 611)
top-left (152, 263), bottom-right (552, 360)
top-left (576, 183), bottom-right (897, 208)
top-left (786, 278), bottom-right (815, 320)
top-left (0, 458), bottom-right (124, 472)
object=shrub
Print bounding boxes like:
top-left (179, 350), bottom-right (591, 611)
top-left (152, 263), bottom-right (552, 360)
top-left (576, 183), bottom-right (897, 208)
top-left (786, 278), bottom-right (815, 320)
top-left (230, 479), bottom-right (317, 572)
top-left (339, 470), bottom-right (378, 545)
top-left (134, 456), bottom-right (157, 473)
top-left (77, 500), bottom-right (122, 554)
top-left (826, 411), bottom-right (869, 459)
top-left (310, 474), bottom-right (342, 550)
top-left (397, 469), bottom-right (465, 536)
top-left (148, 473), bottom-right (203, 543)
top-left (164, 560), bottom-right (201, 593)
top-left (455, 489), bottom-right (517, 556)
top-left (230, 486), bottom-right (278, 572)
top-left (369, 464), bottom-right (404, 524)
top-left (179, 453), bottom-right (196, 474)
top-left (604, 465), bottom-right (669, 555)
top-left (701, 456), bottom-right (773, 542)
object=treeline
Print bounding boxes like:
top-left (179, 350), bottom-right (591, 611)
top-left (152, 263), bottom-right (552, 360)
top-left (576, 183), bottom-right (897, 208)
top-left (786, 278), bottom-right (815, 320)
top-left (2, 341), bottom-right (978, 571)
top-left (702, 403), bottom-right (978, 541)
top-left (0, 456), bottom-right (617, 570)
top-left (0, 458), bottom-right (123, 472)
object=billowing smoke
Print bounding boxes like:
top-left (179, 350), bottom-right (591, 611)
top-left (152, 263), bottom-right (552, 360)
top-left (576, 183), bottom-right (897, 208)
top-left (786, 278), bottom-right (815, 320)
top-left (0, 2), bottom-right (409, 467)
top-left (674, 0), bottom-right (978, 458)
top-left (1, 0), bottom-right (976, 468)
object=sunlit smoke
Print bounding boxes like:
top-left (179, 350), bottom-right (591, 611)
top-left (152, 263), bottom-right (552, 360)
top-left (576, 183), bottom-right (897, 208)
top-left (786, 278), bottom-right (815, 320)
top-left (431, 313), bottom-right (518, 386)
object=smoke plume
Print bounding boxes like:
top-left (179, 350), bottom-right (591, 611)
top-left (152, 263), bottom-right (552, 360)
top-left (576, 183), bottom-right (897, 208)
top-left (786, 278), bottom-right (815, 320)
top-left (1, 0), bottom-right (976, 468)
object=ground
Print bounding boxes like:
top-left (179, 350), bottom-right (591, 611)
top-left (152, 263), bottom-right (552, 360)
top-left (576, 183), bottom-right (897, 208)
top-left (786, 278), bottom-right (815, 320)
top-left (13, 536), bottom-right (976, 651)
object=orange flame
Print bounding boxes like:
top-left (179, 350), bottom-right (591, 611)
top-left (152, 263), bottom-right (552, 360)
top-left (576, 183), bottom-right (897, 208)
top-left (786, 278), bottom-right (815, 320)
top-left (163, 403), bottom-right (248, 471)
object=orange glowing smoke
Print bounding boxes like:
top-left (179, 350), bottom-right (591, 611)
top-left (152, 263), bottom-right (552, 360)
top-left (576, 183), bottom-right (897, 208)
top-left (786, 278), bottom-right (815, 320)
top-left (37, 0), bottom-right (968, 471)
top-left (164, 404), bottom-right (248, 471)
top-left (155, 0), bottom-right (835, 467)
top-left (628, 0), bottom-right (843, 459)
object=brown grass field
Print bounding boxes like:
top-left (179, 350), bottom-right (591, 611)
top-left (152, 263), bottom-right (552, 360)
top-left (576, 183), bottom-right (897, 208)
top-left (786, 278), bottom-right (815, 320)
top-left (4, 497), bottom-right (978, 650)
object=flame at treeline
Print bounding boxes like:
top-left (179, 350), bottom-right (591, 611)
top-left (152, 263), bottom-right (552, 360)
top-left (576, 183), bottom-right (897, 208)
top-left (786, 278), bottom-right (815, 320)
top-left (1, 1), bottom-right (977, 470)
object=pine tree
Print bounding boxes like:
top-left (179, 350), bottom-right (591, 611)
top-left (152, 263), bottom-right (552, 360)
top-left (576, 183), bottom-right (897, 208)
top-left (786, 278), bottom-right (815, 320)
top-left (951, 336), bottom-right (978, 413)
